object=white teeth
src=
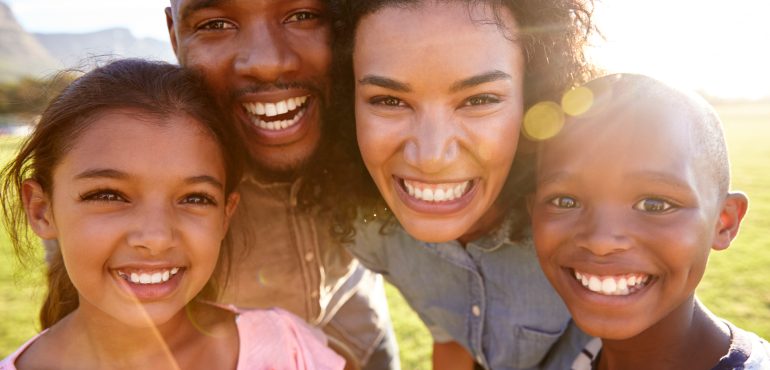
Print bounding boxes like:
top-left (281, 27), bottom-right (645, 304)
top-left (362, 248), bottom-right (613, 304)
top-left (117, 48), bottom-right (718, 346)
top-left (403, 180), bottom-right (472, 203)
top-left (119, 267), bottom-right (182, 285)
top-left (264, 103), bottom-right (277, 117)
top-left (243, 95), bottom-right (310, 130)
top-left (574, 270), bottom-right (651, 296)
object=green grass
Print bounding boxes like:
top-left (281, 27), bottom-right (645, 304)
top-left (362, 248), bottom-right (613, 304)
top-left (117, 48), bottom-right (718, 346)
top-left (1, 102), bottom-right (769, 369)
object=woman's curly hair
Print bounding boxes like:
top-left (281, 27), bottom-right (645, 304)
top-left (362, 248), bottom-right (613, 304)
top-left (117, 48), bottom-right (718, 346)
top-left (325, 0), bottom-right (598, 242)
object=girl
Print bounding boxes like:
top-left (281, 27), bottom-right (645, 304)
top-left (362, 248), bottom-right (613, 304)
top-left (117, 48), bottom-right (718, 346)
top-left (0, 59), bottom-right (344, 370)
top-left (330, 0), bottom-right (595, 369)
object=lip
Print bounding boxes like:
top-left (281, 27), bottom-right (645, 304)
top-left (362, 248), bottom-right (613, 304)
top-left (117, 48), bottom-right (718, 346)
top-left (560, 266), bottom-right (656, 307)
top-left (392, 175), bottom-right (479, 215)
top-left (236, 91), bottom-right (318, 146)
top-left (111, 266), bottom-right (185, 302)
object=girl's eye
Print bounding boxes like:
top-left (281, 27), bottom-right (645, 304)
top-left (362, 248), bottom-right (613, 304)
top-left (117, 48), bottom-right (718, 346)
top-left (549, 196), bottom-right (580, 209)
top-left (464, 94), bottom-right (500, 106)
top-left (633, 198), bottom-right (674, 213)
top-left (198, 19), bottom-right (236, 31)
top-left (181, 193), bottom-right (217, 206)
top-left (285, 11), bottom-right (321, 23)
top-left (370, 96), bottom-right (406, 108)
top-left (80, 190), bottom-right (126, 203)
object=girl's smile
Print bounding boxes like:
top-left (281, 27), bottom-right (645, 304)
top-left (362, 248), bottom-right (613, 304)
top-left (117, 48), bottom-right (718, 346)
top-left (34, 110), bottom-right (237, 327)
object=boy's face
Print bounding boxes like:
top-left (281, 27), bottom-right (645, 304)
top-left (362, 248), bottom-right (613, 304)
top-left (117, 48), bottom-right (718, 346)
top-left (530, 105), bottom-right (727, 339)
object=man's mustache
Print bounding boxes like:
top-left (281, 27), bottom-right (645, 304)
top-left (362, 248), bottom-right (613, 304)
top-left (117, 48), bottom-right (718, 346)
top-left (231, 80), bottom-right (325, 100)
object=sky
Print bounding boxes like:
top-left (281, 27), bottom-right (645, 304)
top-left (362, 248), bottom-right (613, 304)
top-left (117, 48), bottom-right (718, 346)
top-left (6, 0), bottom-right (770, 100)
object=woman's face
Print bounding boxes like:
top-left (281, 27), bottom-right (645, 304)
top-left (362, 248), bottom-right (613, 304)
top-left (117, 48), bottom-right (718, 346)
top-left (354, 2), bottom-right (525, 242)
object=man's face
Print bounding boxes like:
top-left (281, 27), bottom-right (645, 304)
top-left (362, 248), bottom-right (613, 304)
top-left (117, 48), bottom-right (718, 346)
top-left (166, 0), bottom-right (331, 175)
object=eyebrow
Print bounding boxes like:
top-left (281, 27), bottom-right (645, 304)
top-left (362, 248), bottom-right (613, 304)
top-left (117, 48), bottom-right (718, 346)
top-left (358, 75), bottom-right (411, 92)
top-left (357, 70), bottom-right (512, 93)
top-left (180, 0), bottom-right (231, 21)
top-left (449, 70), bottom-right (512, 92)
top-left (75, 169), bottom-right (224, 190)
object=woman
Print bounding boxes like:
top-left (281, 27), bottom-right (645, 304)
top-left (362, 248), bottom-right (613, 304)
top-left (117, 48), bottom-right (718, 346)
top-left (330, 0), bottom-right (595, 368)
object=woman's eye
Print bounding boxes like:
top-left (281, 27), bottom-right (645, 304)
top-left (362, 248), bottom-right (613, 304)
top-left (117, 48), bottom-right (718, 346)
top-left (464, 94), bottom-right (500, 106)
top-left (181, 193), bottom-right (217, 206)
top-left (81, 190), bottom-right (126, 203)
top-left (198, 19), bottom-right (236, 31)
top-left (286, 11), bottom-right (321, 23)
top-left (633, 198), bottom-right (674, 213)
top-left (549, 196), bottom-right (579, 209)
top-left (370, 96), bottom-right (405, 107)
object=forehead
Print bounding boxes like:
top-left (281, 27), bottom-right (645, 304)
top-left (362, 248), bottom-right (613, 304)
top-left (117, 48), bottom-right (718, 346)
top-left (353, 2), bottom-right (521, 81)
top-left (538, 101), bottom-right (701, 177)
top-left (172, 0), bottom-right (324, 19)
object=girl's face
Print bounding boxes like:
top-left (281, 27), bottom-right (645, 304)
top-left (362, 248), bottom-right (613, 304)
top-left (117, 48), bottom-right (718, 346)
top-left (354, 2), bottom-right (525, 242)
top-left (30, 110), bottom-right (238, 327)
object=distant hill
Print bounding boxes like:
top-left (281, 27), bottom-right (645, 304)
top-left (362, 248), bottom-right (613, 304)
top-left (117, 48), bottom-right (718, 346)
top-left (35, 28), bottom-right (176, 69)
top-left (0, 1), bottom-right (176, 82)
top-left (0, 1), bottom-right (59, 81)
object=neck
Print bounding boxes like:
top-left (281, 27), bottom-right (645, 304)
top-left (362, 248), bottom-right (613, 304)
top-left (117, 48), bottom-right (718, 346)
top-left (598, 296), bottom-right (730, 370)
top-left (56, 303), bottom-right (196, 369)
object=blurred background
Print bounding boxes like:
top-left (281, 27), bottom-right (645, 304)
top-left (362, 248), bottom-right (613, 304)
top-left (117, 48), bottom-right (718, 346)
top-left (1, 1), bottom-right (769, 368)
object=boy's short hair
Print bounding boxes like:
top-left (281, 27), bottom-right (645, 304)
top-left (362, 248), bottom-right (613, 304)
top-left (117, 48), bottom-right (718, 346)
top-left (568, 74), bottom-right (730, 196)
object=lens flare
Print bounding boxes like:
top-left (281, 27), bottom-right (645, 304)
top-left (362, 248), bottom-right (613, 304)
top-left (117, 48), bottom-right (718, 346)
top-left (562, 86), bottom-right (594, 117)
top-left (523, 101), bottom-right (565, 141)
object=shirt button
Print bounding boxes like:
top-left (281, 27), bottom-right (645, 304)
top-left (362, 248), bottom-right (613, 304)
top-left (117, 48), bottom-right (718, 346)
top-left (472, 305), bottom-right (481, 317)
top-left (476, 355), bottom-right (484, 365)
top-left (304, 252), bottom-right (314, 262)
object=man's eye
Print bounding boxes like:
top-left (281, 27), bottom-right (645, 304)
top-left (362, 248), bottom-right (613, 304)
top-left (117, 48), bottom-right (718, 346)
top-left (181, 193), bottom-right (217, 206)
top-left (464, 94), bottom-right (500, 106)
top-left (549, 196), bottom-right (579, 209)
top-left (80, 190), bottom-right (126, 203)
top-left (286, 11), bottom-right (320, 23)
top-left (633, 198), bottom-right (674, 213)
top-left (370, 96), bottom-right (405, 107)
top-left (198, 19), bottom-right (236, 31)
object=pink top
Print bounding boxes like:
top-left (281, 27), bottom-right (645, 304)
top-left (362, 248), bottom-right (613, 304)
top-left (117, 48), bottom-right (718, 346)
top-left (0, 307), bottom-right (344, 370)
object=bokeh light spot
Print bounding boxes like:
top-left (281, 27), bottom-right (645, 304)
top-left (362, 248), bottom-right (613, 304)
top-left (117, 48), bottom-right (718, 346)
top-left (523, 101), bottom-right (565, 141)
top-left (562, 86), bottom-right (594, 116)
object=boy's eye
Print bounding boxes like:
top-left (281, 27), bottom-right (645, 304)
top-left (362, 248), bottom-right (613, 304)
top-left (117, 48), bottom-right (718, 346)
top-left (198, 19), bottom-right (236, 31)
top-left (181, 193), bottom-right (217, 206)
top-left (464, 94), bottom-right (500, 106)
top-left (549, 196), bottom-right (580, 209)
top-left (369, 96), bottom-right (406, 108)
top-left (633, 198), bottom-right (674, 213)
top-left (80, 190), bottom-right (127, 203)
top-left (285, 11), bottom-right (321, 23)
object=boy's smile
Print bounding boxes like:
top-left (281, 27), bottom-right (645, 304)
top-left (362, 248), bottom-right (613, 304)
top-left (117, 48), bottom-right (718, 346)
top-left (531, 93), bottom-right (727, 339)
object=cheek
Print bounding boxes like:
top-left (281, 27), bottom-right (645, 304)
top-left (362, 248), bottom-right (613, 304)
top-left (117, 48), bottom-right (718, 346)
top-left (471, 116), bottom-right (522, 169)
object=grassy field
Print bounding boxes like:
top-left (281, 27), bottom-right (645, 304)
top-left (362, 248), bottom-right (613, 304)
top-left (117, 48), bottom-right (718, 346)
top-left (1, 101), bottom-right (769, 368)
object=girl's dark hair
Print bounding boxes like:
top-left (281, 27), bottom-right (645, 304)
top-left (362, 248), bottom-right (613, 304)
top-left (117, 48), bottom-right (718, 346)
top-left (328, 0), bottom-right (597, 241)
top-left (0, 58), bottom-right (245, 329)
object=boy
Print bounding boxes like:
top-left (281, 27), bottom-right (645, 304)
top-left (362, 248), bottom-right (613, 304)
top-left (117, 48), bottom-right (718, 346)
top-left (529, 74), bottom-right (770, 369)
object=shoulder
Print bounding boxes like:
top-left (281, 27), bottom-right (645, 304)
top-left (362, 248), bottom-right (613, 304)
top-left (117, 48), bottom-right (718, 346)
top-left (236, 308), bottom-right (345, 370)
top-left (721, 322), bottom-right (770, 369)
top-left (1, 330), bottom-right (49, 370)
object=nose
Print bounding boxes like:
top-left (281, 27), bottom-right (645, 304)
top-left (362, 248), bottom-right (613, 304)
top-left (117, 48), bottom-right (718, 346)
top-left (575, 205), bottom-right (632, 256)
top-left (403, 109), bottom-right (460, 174)
top-left (127, 203), bottom-right (176, 256)
top-left (234, 20), bottom-right (300, 83)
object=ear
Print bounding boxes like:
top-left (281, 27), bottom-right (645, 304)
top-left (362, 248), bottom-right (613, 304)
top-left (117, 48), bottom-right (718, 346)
top-left (222, 192), bottom-right (240, 231)
top-left (165, 7), bottom-right (179, 55)
top-left (712, 192), bottom-right (749, 251)
top-left (21, 180), bottom-right (58, 239)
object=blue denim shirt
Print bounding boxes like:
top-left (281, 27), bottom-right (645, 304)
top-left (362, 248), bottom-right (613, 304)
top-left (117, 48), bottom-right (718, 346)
top-left (349, 218), bottom-right (590, 370)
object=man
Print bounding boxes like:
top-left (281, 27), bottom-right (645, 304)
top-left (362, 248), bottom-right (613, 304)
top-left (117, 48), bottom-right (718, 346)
top-left (165, 1), bottom-right (399, 369)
